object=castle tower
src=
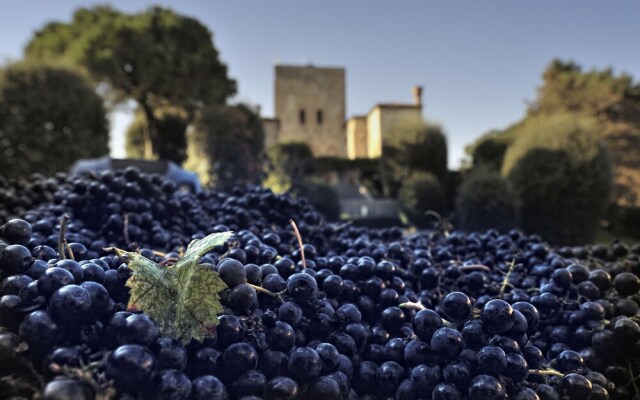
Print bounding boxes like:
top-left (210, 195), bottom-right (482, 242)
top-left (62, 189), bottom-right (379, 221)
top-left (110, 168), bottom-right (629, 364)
top-left (274, 65), bottom-right (346, 157)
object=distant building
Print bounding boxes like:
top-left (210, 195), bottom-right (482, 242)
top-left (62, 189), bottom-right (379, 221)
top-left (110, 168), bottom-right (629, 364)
top-left (262, 64), bottom-right (425, 159)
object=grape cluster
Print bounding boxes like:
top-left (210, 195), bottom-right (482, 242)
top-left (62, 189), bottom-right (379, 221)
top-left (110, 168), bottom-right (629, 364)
top-left (0, 168), bottom-right (639, 400)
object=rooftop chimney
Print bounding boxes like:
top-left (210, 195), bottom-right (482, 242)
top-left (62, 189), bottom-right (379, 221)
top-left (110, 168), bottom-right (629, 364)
top-left (412, 85), bottom-right (423, 108)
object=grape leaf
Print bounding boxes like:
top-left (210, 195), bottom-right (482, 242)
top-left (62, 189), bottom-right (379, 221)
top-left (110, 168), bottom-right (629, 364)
top-left (120, 231), bottom-right (233, 344)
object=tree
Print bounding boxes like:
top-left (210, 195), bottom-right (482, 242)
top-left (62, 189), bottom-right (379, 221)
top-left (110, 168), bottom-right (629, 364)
top-left (0, 62), bottom-right (109, 177)
top-left (26, 6), bottom-right (236, 157)
top-left (264, 143), bottom-right (315, 193)
top-left (381, 121), bottom-right (448, 197)
top-left (125, 107), bottom-right (188, 164)
top-left (398, 172), bottom-right (446, 229)
top-left (185, 104), bottom-right (264, 188)
top-left (503, 113), bottom-right (612, 245)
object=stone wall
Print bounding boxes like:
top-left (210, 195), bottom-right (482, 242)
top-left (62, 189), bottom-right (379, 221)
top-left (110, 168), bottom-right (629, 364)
top-left (275, 65), bottom-right (346, 157)
top-left (346, 116), bottom-right (368, 159)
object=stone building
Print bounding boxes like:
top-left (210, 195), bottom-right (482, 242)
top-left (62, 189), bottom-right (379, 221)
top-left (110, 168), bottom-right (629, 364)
top-left (263, 64), bottom-right (424, 159)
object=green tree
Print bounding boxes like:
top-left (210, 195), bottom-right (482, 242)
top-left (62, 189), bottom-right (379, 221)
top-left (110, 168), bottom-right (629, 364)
top-left (455, 169), bottom-right (519, 233)
top-left (398, 172), bottom-right (446, 229)
top-left (26, 6), bottom-right (236, 157)
top-left (382, 121), bottom-right (448, 197)
top-left (503, 113), bottom-right (612, 244)
top-left (264, 143), bottom-right (315, 193)
top-left (186, 104), bottom-right (264, 188)
top-left (125, 107), bottom-right (188, 164)
top-left (0, 62), bottom-right (108, 177)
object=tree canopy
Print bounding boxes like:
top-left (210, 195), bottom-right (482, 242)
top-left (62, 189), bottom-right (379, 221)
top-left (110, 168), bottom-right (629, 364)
top-left (26, 6), bottom-right (236, 157)
top-left (0, 62), bottom-right (109, 177)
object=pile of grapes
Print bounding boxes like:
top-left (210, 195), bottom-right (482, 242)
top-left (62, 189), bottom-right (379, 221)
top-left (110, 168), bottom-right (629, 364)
top-left (0, 168), bottom-right (639, 400)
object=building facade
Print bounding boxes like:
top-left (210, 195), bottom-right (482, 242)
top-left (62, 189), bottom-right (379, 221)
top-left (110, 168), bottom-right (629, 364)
top-left (263, 64), bottom-right (424, 159)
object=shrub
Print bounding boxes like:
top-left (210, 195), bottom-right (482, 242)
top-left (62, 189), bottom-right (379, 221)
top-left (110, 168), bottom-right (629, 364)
top-left (185, 104), bottom-right (264, 188)
top-left (264, 142), bottom-right (314, 193)
top-left (398, 172), bottom-right (446, 229)
top-left (293, 182), bottom-right (340, 222)
top-left (0, 62), bottom-right (108, 177)
top-left (382, 122), bottom-right (448, 197)
top-left (502, 113), bottom-right (612, 244)
top-left (455, 169), bottom-right (519, 233)
top-left (125, 107), bottom-right (188, 164)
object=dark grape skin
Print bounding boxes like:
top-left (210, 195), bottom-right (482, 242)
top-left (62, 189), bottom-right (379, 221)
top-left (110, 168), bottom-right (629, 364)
top-left (477, 346), bottom-right (507, 375)
top-left (188, 347), bottom-right (222, 378)
top-left (191, 375), bottom-right (229, 400)
top-left (105, 344), bottom-right (156, 394)
top-left (151, 369), bottom-right (192, 400)
top-left (286, 273), bottom-right (318, 303)
top-left (268, 321), bottom-right (295, 352)
top-left (117, 314), bottom-right (160, 347)
top-left (2, 219), bottom-right (32, 245)
top-left (263, 376), bottom-right (299, 400)
top-left (37, 267), bottom-right (75, 298)
top-left (481, 299), bottom-right (515, 334)
top-left (217, 258), bottom-right (247, 287)
top-left (441, 291), bottom-right (472, 322)
top-left (19, 310), bottom-right (63, 355)
top-left (42, 377), bottom-right (93, 400)
top-left (562, 373), bottom-right (593, 400)
top-left (288, 346), bottom-right (322, 384)
top-left (468, 374), bottom-right (506, 400)
top-left (222, 342), bottom-right (258, 378)
top-left (153, 336), bottom-right (188, 371)
top-left (1, 244), bottom-right (33, 275)
top-left (430, 327), bottom-right (463, 361)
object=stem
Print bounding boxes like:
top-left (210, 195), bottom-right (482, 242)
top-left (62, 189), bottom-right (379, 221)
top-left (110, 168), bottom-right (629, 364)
top-left (529, 369), bottom-right (564, 377)
top-left (64, 239), bottom-right (75, 261)
top-left (628, 360), bottom-right (639, 395)
top-left (399, 302), bottom-right (426, 311)
top-left (289, 219), bottom-right (306, 269)
top-left (123, 213), bottom-right (131, 244)
top-left (499, 258), bottom-right (517, 297)
top-left (58, 214), bottom-right (70, 260)
top-left (248, 284), bottom-right (279, 298)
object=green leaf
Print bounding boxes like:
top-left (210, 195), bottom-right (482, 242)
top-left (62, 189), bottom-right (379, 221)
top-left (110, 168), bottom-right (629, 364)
top-left (122, 231), bottom-right (233, 344)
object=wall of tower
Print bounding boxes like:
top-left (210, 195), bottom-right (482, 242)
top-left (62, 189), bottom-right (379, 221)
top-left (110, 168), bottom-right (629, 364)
top-left (346, 116), bottom-right (368, 159)
top-left (274, 65), bottom-right (346, 157)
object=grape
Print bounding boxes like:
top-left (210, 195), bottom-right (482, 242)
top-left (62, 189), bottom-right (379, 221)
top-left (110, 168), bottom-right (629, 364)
top-left (105, 344), bottom-right (156, 394)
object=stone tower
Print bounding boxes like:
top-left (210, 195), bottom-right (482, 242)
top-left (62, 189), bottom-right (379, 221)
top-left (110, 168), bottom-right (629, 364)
top-left (274, 65), bottom-right (346, 157)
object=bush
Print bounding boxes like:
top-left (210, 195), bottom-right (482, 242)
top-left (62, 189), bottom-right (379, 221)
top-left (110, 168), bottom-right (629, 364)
top-left (502, 113), bottom-right (612, 244)
top-left (0, 62), bottom-right (108, 177)
top-left (455, 169), bottom-right (519, 233)
top-left (125, 107), bottom-right (188, 164)
top-left (398, 172), bottom-right (446, 229)
top-left (293, 182), bottom-right (340, 222)
top-left (382, 122), bottom-right (448, 197)
top-left (264, 143), bottom-right (314, 193)
top-left (185, 104), bottom-right (264, 188)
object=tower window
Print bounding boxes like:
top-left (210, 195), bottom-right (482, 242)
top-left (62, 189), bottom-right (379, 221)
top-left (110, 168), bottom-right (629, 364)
top-left (299, 109), bottom-right (305, 124)
top-left (317, 110), bottom-right (323, 124)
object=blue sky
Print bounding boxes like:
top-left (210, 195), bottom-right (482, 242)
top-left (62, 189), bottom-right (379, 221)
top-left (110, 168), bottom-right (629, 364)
top-left (2, 1), bottom-right (639, 167)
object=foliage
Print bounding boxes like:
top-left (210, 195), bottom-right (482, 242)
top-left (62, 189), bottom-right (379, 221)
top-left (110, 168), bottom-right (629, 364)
top-left (294, 182), bottom-right (341, 221)
top-left (530, 59), bottom-right (640, 124)
top-left (465, 126), bottom-right (519, 171)
top-left (398, 172), bottom-right (446, 229)
top-left (118, 231), bottom-right (232, 344)
top-left (125, 107), bottom-right (188, 164)
top-left (0, 62), bottom-right (108, 177)
top-left (455, 169), bottom-right (519, 233)
top-left (26, 5), bottom-right (236, 156)
top-left (264, 142), bottom-right (314, 193)
top-left (381, 121), bottom-right (448, 197)
top-left (186, 104), bottom-right (264, 188)
top-left (503, 113), bottom-right (612, 245)
top-left (441, 170), bottom-right (463, 214)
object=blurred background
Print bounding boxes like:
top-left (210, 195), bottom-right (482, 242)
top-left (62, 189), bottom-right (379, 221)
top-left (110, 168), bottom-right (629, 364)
top-left (1, 1), bottom-right (639, 245)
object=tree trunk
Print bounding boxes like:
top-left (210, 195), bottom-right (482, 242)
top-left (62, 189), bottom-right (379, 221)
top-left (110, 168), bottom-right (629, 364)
top-left (139, 98), bottom-right (158, 159)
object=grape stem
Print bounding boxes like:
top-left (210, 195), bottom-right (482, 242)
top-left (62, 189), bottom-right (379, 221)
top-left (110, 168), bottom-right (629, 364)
top-left (289, 219), bottom-right (306, 269)
top-left (529, 368), bottom-right (564, 377)
top-left (399, 302), bottom-right (426, 310)
top-left (627, 360), bottom-right (639, 396)
top-left (248, 283), bottom-right (283, 303)
top-left (57, 214), bottom-right (70, 260)
top-left (499, 258), bottom-right (517, 297)
top-left (123, 213), bottom-right (131, 244)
